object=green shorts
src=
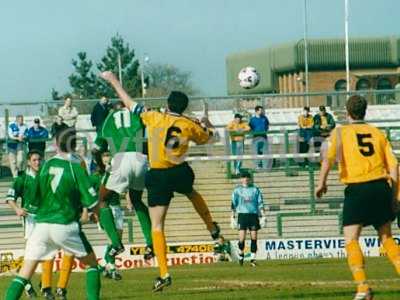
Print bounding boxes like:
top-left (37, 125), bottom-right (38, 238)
top-left (343, 179), bottom-right (395, 230)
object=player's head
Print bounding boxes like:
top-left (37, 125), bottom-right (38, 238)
top-left (346, 95), bottom-right (367, 121)
top-left (239, 170), bottom-right (252, 186)
top-left (56, 128), bottom-right (77, 153)
top-left (303, 106), bottom-right (310, 115)
top-left (114, 101), bottom-right (124, 110)
top-left (101, 151), bottom-right (111, 166)
top-left (27, 150), bottom-right (42, 172)
top-left (167, 91), bottom-right (189, 114)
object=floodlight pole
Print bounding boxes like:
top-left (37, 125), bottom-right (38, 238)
top-left (140, 54), bottom-right (149, 98)
top-left (345, 0), bottom-right (350, 93)
top-left (303, 0), bottom-right (310, 106)
top-left (118, 53), bottom-right (123, 87)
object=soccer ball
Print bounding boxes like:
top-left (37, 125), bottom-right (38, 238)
top-left (238, 67), bottom-right (260, 89)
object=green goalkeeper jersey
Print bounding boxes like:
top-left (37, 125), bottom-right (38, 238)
top-left (6, 169), bottom-right (38, 215)
top-left (34, 154), bottom-right (98, 224)
top-left (95, 106), bottom-right (144, 155)
top-left (90, 171), bottom-right (120, 206)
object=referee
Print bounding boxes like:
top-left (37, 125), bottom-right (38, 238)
top-left (231, 171), bottom-right (266, 267)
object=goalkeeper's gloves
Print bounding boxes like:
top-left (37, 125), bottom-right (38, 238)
top-left (230, 213), bottom-right (238, 230)
top-left (259, 210), bottom-right (267, 228)
top-left (259, 216), bottom-right (267, 228)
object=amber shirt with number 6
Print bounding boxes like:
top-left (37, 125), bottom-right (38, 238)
top-left (141, 111), bottom-right (213, 169)
top-left (326, 123), bottom-right (398, 184)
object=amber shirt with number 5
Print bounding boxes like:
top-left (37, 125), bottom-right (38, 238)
top-left (326, 123), bottom-right (398, 184)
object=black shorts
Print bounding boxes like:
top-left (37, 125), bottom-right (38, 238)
top-left (145, 162), bottom-right (195, 207)
top-left (343, 179), bottom-right (395, 229)
top-left (238, 213), bottom-right (260, 231)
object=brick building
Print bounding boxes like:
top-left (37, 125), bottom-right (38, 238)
top-left (226, 37), bottom-right (400, 107)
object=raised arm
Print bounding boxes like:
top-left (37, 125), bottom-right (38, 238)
top-left (100, 71), bottom-right (137, 110)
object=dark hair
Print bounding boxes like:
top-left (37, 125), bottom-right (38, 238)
top-left (319, 105), bottom-right (326, 112)
top-left (234, 113), bottom-right (243, 119)
top-left (27, 150), bottom-right (42, 160)
top-left (240, 170), bottom-right (252, 179)
top-left (167, 91), bottom-right (189, 114)
top-left (346, 95), bottom-right (367, 120)
top-left (303, 106), bottom-right (310, 112)
top-left (255, 105), bottom-right (263, 112)
top-left (114, 101), bottom-right (124, 109)
top-left (56, 128), bottom-right (77, 153)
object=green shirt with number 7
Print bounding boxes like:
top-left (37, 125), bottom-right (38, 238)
top-left (33, 154), bottom-right (98, 224)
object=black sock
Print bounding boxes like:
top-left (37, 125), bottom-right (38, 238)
top-left (250, 239), bottom-right (257, 253)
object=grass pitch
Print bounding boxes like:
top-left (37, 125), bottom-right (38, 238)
top-left (1, 257), bottom-right (400, 299)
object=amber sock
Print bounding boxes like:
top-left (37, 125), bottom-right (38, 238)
top-left (152, 230), bottom-right (168, 277)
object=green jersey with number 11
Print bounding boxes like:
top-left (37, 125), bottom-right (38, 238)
top-left (34, 154), bottom-right (98, 224)
top-left (95, 105), bottom-right (144, 155)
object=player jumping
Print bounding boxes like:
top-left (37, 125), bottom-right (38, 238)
top-left (5, 129), bottom-right (102, 300)
top-left (316, 95), bottom-right (400, 300)
top-left (92, 100), bottom-right (154, 265)
top-left (100, 71), bottom-right (221, 292)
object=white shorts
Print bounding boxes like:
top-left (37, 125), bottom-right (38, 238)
top-left (106, 152), bottom-right (148, 194)
top-left (110, 205), bottom-right (124, 231)
top-left (24, 214), bottom-right (36, 240)
top-left (24, 222), bottom-right (92, 260)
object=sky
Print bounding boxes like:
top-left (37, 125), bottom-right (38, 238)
top-left (0, 0), bottom-right (399, 102)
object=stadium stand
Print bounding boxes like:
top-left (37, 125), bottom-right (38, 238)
top-left (1, 105), bottom-right (400, 250)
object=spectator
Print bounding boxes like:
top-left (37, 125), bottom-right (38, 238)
top-left (313, 105), bottom-right (336, 152)
top-left (7, 115), bottom-right (27, 177)
top-left (77, 143), bottom-right (95, 175)
top-left (226, 113), bottom-right (250, 175)
top-left (50, 115), bottom-right (68, 138)
top-left (91, 96), bottom-right (112, 132)
top-left (249, 106), bottom-right (270, 170)
top-left (58, 97), bottom-right (79, 128)
top-left (298, 107), bottom-right (314, 165)
top-left (27, 118), bottom-right (49, 156)
top-left (231, 171), bottom-right (265, 267)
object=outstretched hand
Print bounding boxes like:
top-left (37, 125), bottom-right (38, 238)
top-left (100, 71), bottom-right (118, 83)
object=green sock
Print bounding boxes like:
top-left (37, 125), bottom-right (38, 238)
top-left (104, 244), bottom-right (115, 265)
top-left (133, 197), bottom-right (153, 246)
top-left (86, 267), bottom-right (101, 300)
top-left (5, 276), bottom-right (28, 300)
top-left (99, 207), bottom-right (121, 248)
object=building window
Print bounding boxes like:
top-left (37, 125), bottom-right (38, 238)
top-left (334, 79), bottom-right (347, 91)
top-left (356, 79), bottom-right (370, 90)
top-left (376, 78), bottom-right (392, 90)
top-left (376, 78), bottom-right (393, 104)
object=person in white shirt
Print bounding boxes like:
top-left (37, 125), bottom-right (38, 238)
top-left (58, 97), bottom-right (79, 128)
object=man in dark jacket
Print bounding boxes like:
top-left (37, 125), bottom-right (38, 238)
top-left (50, 116), bottom-right (68, 138)
top-left (91, 97), bottom-right (112, 132)
top-left (313, 105), bottom-right (336, 152)
top-left (26, 118), bottom-right (49, 156)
